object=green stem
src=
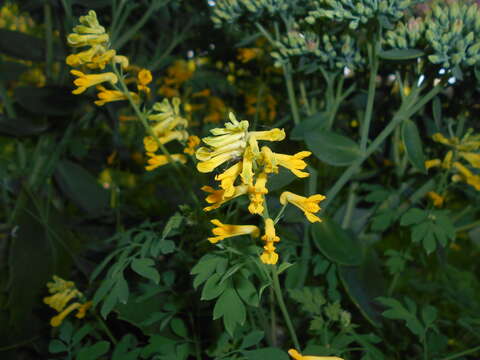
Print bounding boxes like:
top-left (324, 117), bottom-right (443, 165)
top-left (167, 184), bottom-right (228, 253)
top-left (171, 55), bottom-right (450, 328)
top-left (341, 182), bottom-right (357, 229)
top-left (440, 345), bottom-right (480, 360)
top-left (270, 286), bottom-right (276, 346)
top-left (95, 314), bottom-right (117, 344)
top-left (283, 62), bottom-right (301, 125)
top-left (360, 42), bottom-right (379, 152)
top-left (272, 266), bottom-right (301, 349)
top-left (273, 204), bottom-right (288, 225)
top-left (456, 219), bottom-right (480, 233)
top-left (299, 80), bottom-right (311, 116)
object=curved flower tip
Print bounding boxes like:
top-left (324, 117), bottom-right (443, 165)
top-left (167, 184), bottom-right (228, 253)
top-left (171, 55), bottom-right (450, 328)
top-left (208, 219), bottom-right (260, 243)
top-left (70, 70), bottom-right (118, 95)
top-left (280, 192), bottom-right (326, 223)
top-left (288, 349), bottom-right (344, 360)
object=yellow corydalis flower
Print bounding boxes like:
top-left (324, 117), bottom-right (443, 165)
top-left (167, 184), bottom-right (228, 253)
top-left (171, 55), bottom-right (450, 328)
top-left (260, 218), bottom-right (280, 265)
top-left (43, 276), bottom-right (91, 327)
top-left (94, 85), bottom-right (138, 106)
top-left (208, 219), bottom-right (260, 243)
top-left (261, 146), bottom-right (311, 178)
top-left (427, 191), bottom-right (444, 207)
top-left (145, 153), bottom-right (187, 171)
top-left (248, 172), bottom-right (268, 215)
top-left (280, 191), bottom-right (326, 223)
top-left (137, 69), bottom-right (153, 94)
top-left (70, 70), bottom-right (117, 94)
top-left (237, 47), bottom-right (262, 63)
top-left (184, 135), bottom-right (201, 155)
top-left (288, 349), bottom-right (344, 360)
top-left (201, 184), bottom-right (249, 211)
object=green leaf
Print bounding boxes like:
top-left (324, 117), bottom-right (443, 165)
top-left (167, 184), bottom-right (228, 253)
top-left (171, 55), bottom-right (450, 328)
top-left (311, 217), bottom-right (364, 266)
top-left (201, 273), bottom-right (228, 300)
top-left (305, 130), bottom-right (362, 166)
top-left (14, 86), bottom-right (79, 117)
top-left (48, 339), bottom-right (67, 354)
top-left (423, 231), bottom-right (437, 254)
top-left (432, 97), bottom-right (442, 129)
top-left (170, 318), bottom-right (188, 338)
top-left (243, 348), bottom-right (289, 360)
top-left (77, 341), bottom-right (110, 360)
top-left (240, 331), bottom-right (264, 349)
top-left (290, 112), bottom-right (327, 140)
top-left (422, 305), bottom-right (437, 328)
top-left (213, 287), bottom-right (245, 336)
top-left (115, 276), bottom-right (129, 305)
top-left (289, 287), bottom-right (325, 315)
top-left (191, 255), bottom-right (222, 289)
top-left (161, 213), bottom-right (183, 239)
top-left (0, 29), bottom-right (47, 61)
top-left (55, 160), bottom-right (109, 216)
top-left (401, 119), bottom-right (426, 173)
top-left (72, 324), bottom-right (93, 346)
top-left (92, 278), bottom-right (115, 307)
top-left (0, 115), bottom-right (48, 137)
top-left (400, 208), bottom-right (428, 226)
top-left (131, 259), bottom-right (160, 284)
top-left (371, 210), bottom-right (397, 232)
top-left (377, 297), bottom-right (424, 336)
top-left (234, 275), bottom-right (259, 307)
top-left (101, 287), bottom-right (119, 319)
top-left (379, 48), bottom-right (425, 60)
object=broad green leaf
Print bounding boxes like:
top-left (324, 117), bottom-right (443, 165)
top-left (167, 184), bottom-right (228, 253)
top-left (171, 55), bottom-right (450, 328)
top-left (311, 217), bottom-right (364, 266)
top-left (0, 29), bottom-right (46, 61)
top-left (379, 48), bottom-right (425, 60)
top-left (290, 112), bottom-right (327, 140)
top-left (305, 130), bottom-right (362, 166)
top-left (72, 324), bottom-right (93, 346)
top-left (401, 119), bottom-right (426, 173)
top-left (234, 275), bottom-right (259, 307)
top-left (422, 305), bottom-right (437, 328)
top-left (101, 287), bottom-right (119, 318)
top-left (191, 255), bottom-right (222, 289)
top-left (240, 331), bottom-right (264, 349)
top-left (131, 259), bottom-right (160, 284)
top-left (115, 276), bottom-right (129, 304)
top-left (92, 278), bottom-right (115, 307)
top-left (77, 341), bottom-right (110, 360)
top-left (267, 169), bottom-right (297, 192)
top-left (161, 213), bottom-right (183, 239)
top-left (400, 208), bottom-right (428, 226)
top-left (170, 318), bottom-right (188, 338)
top-left (55, 160), bottom-right (109, 216)
top-left (201, 273), bottom-right (228, 300)
top-left (243, 348), bottom-right (289, 360)
top-left (213, 287), bottom-right (245, 335)
top-left (48, 340), bottom-right (67, 354)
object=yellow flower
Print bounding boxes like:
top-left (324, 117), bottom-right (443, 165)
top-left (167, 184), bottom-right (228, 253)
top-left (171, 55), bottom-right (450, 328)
top-left (453, 161), bottom-right (480, 190)
top-left (201, 184), bottom-right (249, 211)
top-left (145, 153), bottom-right (187, 171)
top-left (237, 48), bottom-right (262, 63)
top-left (248, 172), bottom-right (268, 215)
top-left (260, 218), bottom-right (280, 265)
top-left (215, 162), bottom-right (243, 197)
top-left (94, 85), bottom-right (138, 106)
top-left (427, 191), bottom-right (444, 207)
top-left (114, 55), bottom-right (130, 69)
top-left (43, 276), bottom-right (90, 327)
top-left (288, 349), bottom-right (344, 360)
top-left (208, 219), bottom-right (260, 243)
top-left (280, 191), bottom-right (326, 223)
top-left (425, 159), bottom-right (441, 170)
top-left (70, 70), bottom-right (118, 94)
top-left (137, 69), bottom-right (153, 94)
top-left (261, 146), bottom-right (311, 178)
top-left (184, 135), bottom-right (201, 155)
top-left (144, 136), bottom-right (159, 152)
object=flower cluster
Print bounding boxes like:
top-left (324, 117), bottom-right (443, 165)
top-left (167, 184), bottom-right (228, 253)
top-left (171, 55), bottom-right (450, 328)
top-left (196, 112), bottom-right (326, 264)
top-left (426, 131), bottom-right (480, 192)
top-left (43, 276), bottom-right (91, 327)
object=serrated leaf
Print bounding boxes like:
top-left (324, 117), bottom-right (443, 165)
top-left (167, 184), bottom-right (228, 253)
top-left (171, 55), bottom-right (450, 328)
top-left (377, 297), bottom-right (424, 336)
top-left (305, 130), bottom-right (362, 166)
top-left (402, 119), bottom-right (426, 173)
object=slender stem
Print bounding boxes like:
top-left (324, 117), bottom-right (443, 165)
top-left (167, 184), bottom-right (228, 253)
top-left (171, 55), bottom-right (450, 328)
top-left (273, 204), bottom-right (288, 225)
top-left (95, 314), bottom-right (118, 344)
top-left (188, 313), bottom-right (202, 360)
top-left (440, 345), bottom-right (480, 360)
top-left (299, 80), bottom-right (311, 116)
top-left (270, 286), bottom-right (276, 346)
top-left (282, 62), bottom-right (301, 125)
top-left (271, 266), bottom-right (301, 349)
top-left (360, 42), bottom-right (379, 152)
top-left (341, 182), bottom-right (357, 229)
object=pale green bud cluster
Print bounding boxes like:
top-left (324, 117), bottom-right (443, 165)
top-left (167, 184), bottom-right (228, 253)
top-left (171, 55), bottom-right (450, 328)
top-left (305, 0), bottom-right (412, 30)
top-left (385, 17), bottom-right (425, 49)
top-left (211, 0), bottom-right (301, 26)
top-left (424, 1), bottom-right (480, 68)
top-left (271, 30), bottom-right (363, 70)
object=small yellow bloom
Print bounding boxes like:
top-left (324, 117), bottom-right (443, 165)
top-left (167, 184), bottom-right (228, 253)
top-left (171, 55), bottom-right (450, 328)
top-left (184, 135), bottom-right (201, 155)
top-left (427, 191), bottom-right (444, 207)
top-left (145, 153), bottom-right (187, 171)
top-left (237, 48), bottom-right (262, 63)
top-left (425, 159), bottom-right (441, 170)
top-left (50, 302), bottom-right (82, 327)
top-left (208, 219), bottom-right (260, 243)
top-left (137, 69), bottom-right (153, 94)
top-left (260, 218), bottom-right (280, 265)
top-left (261, 146), bottom-right (311, 178)
top-left (201, 184), bottom-right (249, 211)
top-left (280, 191), bottom-right (326, 223)
top-left (94, 85), bottom-right (138, 106)
top-left (70, 70), bottom-right (118, 94)
top-left (248, 172), bottom-right (268, 215)
top-left (215, 162), bottom-right (243, 197)
top-left (144, 136), bottom-right (159, 153)
top-left (453, 161), bottom-right (480, 190)
top-left (288, 349), bottom-right (344, 360)
top-left (114, 55), bottom-right (130, 69)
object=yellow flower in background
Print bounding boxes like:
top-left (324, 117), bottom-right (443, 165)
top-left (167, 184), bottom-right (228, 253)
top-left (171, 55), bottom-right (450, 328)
top-left (427, 191), bottom-right (445, 207)
top-left (145, 153), bottom-right (187, 171)
top-left (280, 191), bottom-right (326, 223)
top-left (70, 70), bottom-right (117, 94)
top-left (288, 349), bottom-right (343, 360)
top-left (43, 276), bottom-right (91, 327)
top-left (137, 69), bottom-right (153, 94)
top-left (208, 219), bottom-right (260, 243)
top-left (260, 218), bottom-right (280, 265)
top-left (94, 85), bottom-right (138, 106)
top-left (453, 162), bottom-right (480, 190)
top-left (237, 47), bottom-right (262, 63)
top-left (184, 135), bottom-right (201, 155)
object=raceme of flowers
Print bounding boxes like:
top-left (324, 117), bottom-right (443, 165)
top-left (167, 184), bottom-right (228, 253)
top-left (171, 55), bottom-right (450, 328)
top-left (425, 131), bottom-right (480, 191)
top-left (43, 276), bottom-right (91, 327)
top-left (196, 112), bottom-right (326, 264)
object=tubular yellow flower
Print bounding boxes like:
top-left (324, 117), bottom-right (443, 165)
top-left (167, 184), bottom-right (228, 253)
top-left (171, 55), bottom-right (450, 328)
top-left (248, 172), bottom-right (268, 215)
top-left (288, 349), bottom-right (344, 360)
top-left (145, 153), bottom-right (187, 171)
top-left (86, 49), bottom-right (117, 69)
top-left (144, 136), bottom-right (159, 153)
top-left (425, 159), bottom-right (441, 170)
top-left (261, 146), bottom-right (311, 178)
top-left (280, 191), bottom-right (326, 223)
top-left (201, 184), bottom-right (249, 211)
top-left (237, 47), bottom-right (262, 63)
top-left (75, 301), bottom-right (93, 319)
top-left (184, 135), bottom-right (201, 155)
top-left (208, 219), bottom-right (260, 243)
top-left (460, 151), bottom-right (480, 168)
top-left (215, 162), bottom-right (243, 197)
top-left (70, 70), bottom-right (118, 94)
top-left (137, 69), bottom-right (153, 94)
top-left (260, 218), bottom-right (280, 265)
top-left (453, 161), bottom-right (480, 190)
top-left (114, 55), bottom-right (130, 69)
top-left (94, 85), bottom-right (138, 106)
top-left (427, 191), bottom-right (444, 207)
top-left (50, 302), bottom-right (82, 327)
